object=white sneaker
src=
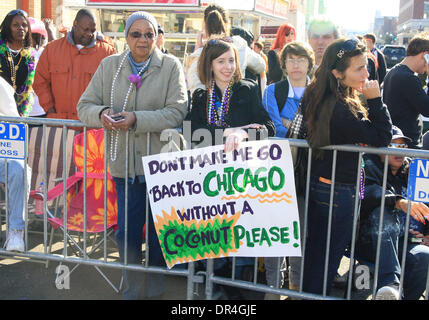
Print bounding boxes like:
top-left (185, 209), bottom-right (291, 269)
top-left (4, 229), bottom-right (25, 252)
top-left (375, 285), bottom-right (400, 300)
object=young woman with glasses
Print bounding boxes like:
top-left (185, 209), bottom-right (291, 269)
top-left (263, 41), bottom-right (314, 138)
top-left (0, 9), bottom-right (36, 116)
top-left (300, 38), bottom-right (393, 295)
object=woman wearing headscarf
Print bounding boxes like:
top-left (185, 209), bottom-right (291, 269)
top-left (0, 9), bottom-right (35, 116)
top-left (77, 11), bottom-right (188, 300)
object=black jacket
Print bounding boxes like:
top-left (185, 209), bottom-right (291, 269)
top-left (373, 47), bottom-right (387, 84)
top-left (383, 64), bottom-right (429, 149)
top-left (187, 79), bottom-right (275, 145)
top-left (361, 153), bottom-right (429, 235)
top-left (308, 97), bottom-right (392, 184)
top-left (360, 153), bottom-right (409, 219)
top-left (267, 50), bottom-right (283, 84)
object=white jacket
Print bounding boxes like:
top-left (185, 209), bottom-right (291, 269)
top-left (0, 77), bottom-right (19, 117)
top-left (186, 35), bottom-right (265, 96)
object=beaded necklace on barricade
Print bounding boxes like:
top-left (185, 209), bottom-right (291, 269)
top-left (0, 35), bottom-right (35, 116)
top-left (109, 49), bottom-right (152, 161)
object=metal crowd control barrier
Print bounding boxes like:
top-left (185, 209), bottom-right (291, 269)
top-left (0, 115), bottom-right (429, 300)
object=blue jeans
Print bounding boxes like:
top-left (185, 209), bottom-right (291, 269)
top-left (303, 177), bottom-right (357, 295)
top-left (356, 206), bottom-right (429, 300)
top-left (0, 159), bottom-right (30, 230)
top-left (113, 177), bottom-right (166, 300)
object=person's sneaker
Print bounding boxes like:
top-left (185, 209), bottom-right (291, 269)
top-left (4, 229), bottom-right (25, 252)
top-left (375, 285), bottom-right (400, 300)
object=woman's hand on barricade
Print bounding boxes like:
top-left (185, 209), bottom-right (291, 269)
top-left (223, 127), bottom-right (248, 153)
top-left (241, 123), bottom-right (263, 130)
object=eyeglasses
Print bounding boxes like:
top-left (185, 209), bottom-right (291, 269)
top-left (7, 9), bottom-right (28, 17)
top-left (336, 38), bottom-right (358, 60)
top-left (129, 31), bottom-right (155, 40)
top-left (286, 57), bottom-right (308, 65)
top-left (389, 143), bottom-right (408, 149)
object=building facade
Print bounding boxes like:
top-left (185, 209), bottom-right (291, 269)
top-left (0, 0), bottom-right (58, 23)
top-left (397, 0), bottom-right (429, 45)
top-left (1, 0), bottom-right (299, 65)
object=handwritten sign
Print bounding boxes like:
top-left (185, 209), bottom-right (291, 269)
top-left (408, 158), bottom-right (429, 202)
top-left (0, 123), bottom-right (26, 160)
top-left (142, 140), bottom-right (301, 268)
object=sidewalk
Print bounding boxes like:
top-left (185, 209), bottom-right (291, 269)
top-left (0, 220), bottom-right (188, 300)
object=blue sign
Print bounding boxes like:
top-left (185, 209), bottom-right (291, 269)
top-left (408, 158), bottom-right (429, 202)
top-left (0, 123), bottom-right (26, 160)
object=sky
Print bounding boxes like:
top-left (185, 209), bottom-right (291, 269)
top-left (324, 0), bottom-right (400, 32)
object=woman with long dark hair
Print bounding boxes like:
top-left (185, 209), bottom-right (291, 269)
top-left (0, 10), bottom-right (35, 116)
top-left (301, 38), bottom-right (392, 295)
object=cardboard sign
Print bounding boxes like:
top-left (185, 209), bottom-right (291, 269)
top-left (142, 140), bottom-right (301, 268)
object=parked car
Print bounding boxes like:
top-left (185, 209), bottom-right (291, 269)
top-left (382, 45), bottom-right (406, 69)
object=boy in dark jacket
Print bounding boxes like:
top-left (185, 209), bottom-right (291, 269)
top-left (356, 126), bottom-right (429, 300)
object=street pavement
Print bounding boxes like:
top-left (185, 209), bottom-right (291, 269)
top-left (0, 219), bottom-right (373, 300)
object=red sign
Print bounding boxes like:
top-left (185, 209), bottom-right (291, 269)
top-left (255, 0), bottom-right (288, 18)
top-left (86, 0), bottom-right (199, 5)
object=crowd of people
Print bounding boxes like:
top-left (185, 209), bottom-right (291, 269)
top-left (1, 5), bottom-right (429, 301)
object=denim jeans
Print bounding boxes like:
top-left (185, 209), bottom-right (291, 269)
top-left (0, 159), bottom-right (31, 230)
top-left (113, 177), bottom-right (166, 300)
top-left (356, 206), bottom-right (429, 300)
top-left (302, 176), bottom-right (357, 295)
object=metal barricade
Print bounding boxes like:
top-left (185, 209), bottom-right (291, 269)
top-left (0, 116), bottom-right (201, 299)
top-left (1, 115), bottom-right (429, 300)
top-left (202, 139), bottom-right (429, 301)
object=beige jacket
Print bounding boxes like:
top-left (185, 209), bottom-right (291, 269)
top-left (77, 48), bottom-right (188, 178)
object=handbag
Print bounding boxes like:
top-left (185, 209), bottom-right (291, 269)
top-left (286, 105), bottom-right (308, 194)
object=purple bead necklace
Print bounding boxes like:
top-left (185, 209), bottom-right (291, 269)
top-left (207, 80), bottom-right (233, 127)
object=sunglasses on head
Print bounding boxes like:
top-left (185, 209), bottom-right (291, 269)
top-left (7, 9), bottom-right (28, 17)
top-left (336, 38), bottom-right (358, 59)
top-left (129, 31), bottom-right (155, 40)
top-left (208, 37), bottom-right (233, 46)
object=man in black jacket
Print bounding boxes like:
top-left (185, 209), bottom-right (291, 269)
top-left (356, 126), bottom-right (429, 300)
top-left (382, 32), bottom-right (429, 149)
top-left (363, 33), bottom-right (387, 83)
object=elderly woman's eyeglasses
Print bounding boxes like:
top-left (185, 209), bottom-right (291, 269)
top-left (7, 9), bottom-right (28, 17)
top-left (129, 31), bottom-right (155, 40)
top-left (389, 143), bottom-right (408, 149)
